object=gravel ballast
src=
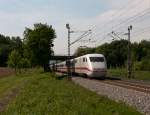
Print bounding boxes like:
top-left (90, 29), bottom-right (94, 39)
top-left (72, 77), bottom-right (150, 115)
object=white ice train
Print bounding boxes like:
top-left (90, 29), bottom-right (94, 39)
top-left (52, 54), bottom-right (107, 78)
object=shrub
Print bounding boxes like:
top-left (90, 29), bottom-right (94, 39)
top-left (7, 50), bottom-right (31, 73)
top-left (134, 58), bottom-right (150, 71)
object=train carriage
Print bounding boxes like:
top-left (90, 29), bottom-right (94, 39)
top-left (51, 54), bottom-right (107, 78)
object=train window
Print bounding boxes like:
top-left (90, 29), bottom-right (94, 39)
top-left (83, 58), bottom-right (85, 62)
top-left (90, 57), bottom-right (104, 62)
top-left (74, 59), bottom-right (77, 63)
top-left (85, 58), bottom-right (87, 62)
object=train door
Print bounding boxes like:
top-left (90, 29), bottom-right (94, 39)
top-left (79, 57), bottom-right (82, 74)
top-left (82, 57), bottom-right (88, 73)
top-left (84, 57), bottom-right (88, 68)
top-left (71, 59), bottom-right (75, 74)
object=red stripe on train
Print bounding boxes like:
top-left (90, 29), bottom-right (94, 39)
top-left (57, 67), bottom-right (106, 72)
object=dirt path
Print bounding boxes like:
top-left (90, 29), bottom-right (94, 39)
top-left (0, 68), bottom-right (23, 112)
top-left (0, 87), bottom-right (20, 112)
top-left (0, 67), bottom-right (14, 78)
top-left (0, 81), bottom-right (27, 112)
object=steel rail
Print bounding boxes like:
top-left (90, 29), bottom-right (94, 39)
top-left (98, 80), bottom-right (150, 94)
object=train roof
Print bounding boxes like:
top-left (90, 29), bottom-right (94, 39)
top-left (77, 54), bottom-right (104, 58)
top-left (54, 54), bottom-right (105, 65)
top-left (74, 54), bottom-right (104, 60)
top-left (84, 54), bottom-right (104, 57)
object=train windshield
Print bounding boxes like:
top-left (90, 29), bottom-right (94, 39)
top-left (90, 57), bottom-right (104, 62)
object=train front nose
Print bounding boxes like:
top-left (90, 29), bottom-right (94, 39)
top-left (88, 56), bottom-right (107, 77)
top-left (91, 68), bottom-right (107, 77)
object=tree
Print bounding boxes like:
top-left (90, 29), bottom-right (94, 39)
top-left (74, 47), bottom-right (95, 57)
top-left (133, 40), bottom-right (150, 71)
top-left (19, 58), bottom-right (31, 69)
top-left (95, 40), bottom-right (128, 68)
top-left (0, 34), bottom-right (11, 66)
top-left (24, 23), bottom-right (56, 71)
top-left (7, 50), bottom-right (22, 72)
top-left (10, 36), bottom-right (23, 51)
top-left (0, 35), bottom-right (23, 67)
top-left (7, 49), bottom-right (31, 73)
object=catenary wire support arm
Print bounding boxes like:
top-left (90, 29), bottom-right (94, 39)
top-left (109, 27), bottom-right (133, 79)
top-left (111, 31), bottom-right (123, 40)
top-left (70, 30), bottom-right (92, 46)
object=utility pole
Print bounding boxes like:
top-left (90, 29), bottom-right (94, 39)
top-left (127, 25), bottom-right (132, 79)
top-left (66, 23), bottom-right (92, 80)
top-left (66, 23), bottom-right (71, 80)
top-left (111, 27), bottom-right (133, 79)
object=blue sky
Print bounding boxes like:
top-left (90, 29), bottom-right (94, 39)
top-left (0, 0), bottom-right (149, 54)
top-left (0, 0), bottom-right (109, 36)
top-left (0, 0), bottom-right (110, 54)
top-left (0, 0), bottom-right (108, 17)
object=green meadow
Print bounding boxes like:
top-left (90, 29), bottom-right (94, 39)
top-left (0, 69), bottom-right (142, 115)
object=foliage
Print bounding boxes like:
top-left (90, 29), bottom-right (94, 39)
top-left (0, 34), bottom-right (22, 67)
top-left (132, 40), bottom-right (150, 71)
top-left (74, 47), bottom-right (95, 57)
top-left (19, 58), bottom-right (31, 69)
top-left (134, 58), bottom-right (150, 71)
top-left (7, 50), bottom-right (31, 72)
top-left (95, 40), bottom-right (128, 67)
top-left (24, 23), bottom-right (56, 71)
top-left (0, 22), bottom-right (56, 72)
top-left (0, 35), bottom-right (11, 66)
top-left (7, 50), bottom-right (22, 71)
top-left (1, 71), bottom-right (141, 115)
top-left (132, 40), bottom-right (150, 61)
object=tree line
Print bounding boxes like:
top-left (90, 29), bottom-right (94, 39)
top-left (0, 23), bottom-right (56, 72)
top-left (0, 35), bottom-right (22, 66)
top-left (74, 39), bottom-right (150, 71)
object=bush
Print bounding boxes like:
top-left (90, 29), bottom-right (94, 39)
top-left (7, 50), bottom-right (31, 73)
top-left (134, 58), bottom-right (150, 71)
top-left (20, 58), bottom-right (31, 68)
top-left (7, 50), bottom-right (22, 71)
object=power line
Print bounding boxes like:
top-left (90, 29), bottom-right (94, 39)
top-left (70, 30), bottom-right (92, 46)
top-left (72, 0), bottom-right (149, 48)
top-left (113, 8), bottom-right (150, 31)
top-left (92, 1), bottom-right (146, 35)
top-left (90, 0), bottom-right (143, 31)
top-left (90, 0), bottom-right (144, 37)
top-left (110, 0), bottom-right (145, 30)
top-left (91, 8), bottom-right (150, 43)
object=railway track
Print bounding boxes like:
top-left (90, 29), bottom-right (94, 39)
top-left (56, 72), bottom-right (150, 94)
top-left (98, 79), bottom-right (150, 94)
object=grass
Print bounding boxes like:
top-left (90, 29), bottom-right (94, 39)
top-left (0, 69), bottom-right (142, 115)
top-left (0, 73), bottom-right (29, 99)
top-left (108, 68), bottom-right (150, 81)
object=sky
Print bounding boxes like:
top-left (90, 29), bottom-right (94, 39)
top-left (0, 0), bottom-right (150, 55)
